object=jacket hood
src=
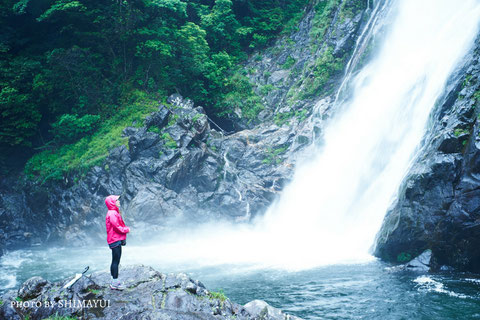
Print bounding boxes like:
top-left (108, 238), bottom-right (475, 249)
top-left (105, 195), bottom-right (120, 211)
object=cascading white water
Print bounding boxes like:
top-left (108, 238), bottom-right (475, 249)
top-left (123, 0), bottom-right (480, 271)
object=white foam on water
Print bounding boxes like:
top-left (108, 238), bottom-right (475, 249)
top-left (414, 275), bottom-right (468, 299)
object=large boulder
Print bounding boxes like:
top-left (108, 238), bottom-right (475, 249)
top-left (0, 265), bottom-right (302, 320)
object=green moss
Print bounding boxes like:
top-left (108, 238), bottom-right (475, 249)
top-left (397, 252), bottom-right (412, 263)
top-left (260, 84), bottom-right (275, 95)
top-left (24, 90), bottom-right (159, 183)
top-left (168, 114), bottom-right (179, 127)
top-left (296, 109), bottom-right (308, 122)
top-left (275, 109), bottom-right (309, 126)
top-left (473, 90), bottom-right (480, 104)
top-left (87, 288), bottom-right (100, 295)
top-left (274, 111), bottom-right (294, 126)
top-left (281, 56), bottom-right (296, 69)
top-left (463, 74), bottom-right (473, 88)
top-left (209, 289), bottom-right (227, 302)
top-left (338, 0), bottom-right (367, 24)
top-left (148, 126), bottom-right (161, 134)
top-left (161, 133), bottom-right (177, 149)
top-left (300, 47), bottom-right (344, 99)
top-left (262, 146), bottom-right (288, 165)
top-left (217, 71), bottom-right (264, 121)
top-left (191, 114), bottom-right (202, 124)
top-left (310, 0), bottom-right (341, 46)
top-left (42, 315), bottom-right (78, 320)
top-left (454, 128), bottom-right (469, 137)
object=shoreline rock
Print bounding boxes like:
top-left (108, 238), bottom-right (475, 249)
top-left (373, 34), bottom-right (480, 273)
top-left (0, 265), bottom-right (302, 320)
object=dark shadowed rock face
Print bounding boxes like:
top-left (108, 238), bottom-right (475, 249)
top-left (0, 265), bottom-right (301, 320)
top-left (374, 35), bottom-right (480, 273)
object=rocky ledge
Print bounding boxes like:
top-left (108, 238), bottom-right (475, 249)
top-left (0, 265), bottom-right (301, 320)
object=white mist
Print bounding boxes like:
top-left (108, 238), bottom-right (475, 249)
top-left (124, 0), bottom-right (480, 271)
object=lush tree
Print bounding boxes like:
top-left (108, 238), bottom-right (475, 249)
top-left (0, 0), bottom-right (310, 174)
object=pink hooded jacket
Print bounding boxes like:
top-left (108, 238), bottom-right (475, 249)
top-left (105, 195), bottom-right (130, 244)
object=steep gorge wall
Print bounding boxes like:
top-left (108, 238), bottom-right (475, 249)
top-left (0, 0), bottom-right (372, 251)
top-left (374, 35), bottom-right (480, 273)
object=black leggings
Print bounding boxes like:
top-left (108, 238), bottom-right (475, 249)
top-left (110, 245), bottom-right (122, 279)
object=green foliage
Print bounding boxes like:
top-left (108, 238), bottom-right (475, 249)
top-left (0, 300), bottom-right (2, 306)
top-left (51, 114), bottom-right (100, 142)
top-left (161, 132), bottom-right (177, 149)
top-left (87, 288), bottom-right (100, 295)
top-left (262, 145), bottom-right (288, 165)
top-left (462, 74), bottom-right (473, 88)
top-left (300, 47), bottom-right (344, 99)
top-left (191, 113), bottom-right (202, 123)
top-left (24, 91), bottom-right (158, 183)
top-left (310, 0), bottom-right (341, 45)
top-left (0, 86), bottom-right (41, 147)
top-left (37, 0), bottom-right (87, 22)
top-left (199, 0), bottom-right (240, 53)
top-left (1, 0), bottom-right (311, 174)
top-left (453, 128), bottom-right (469, 137)
top-left (274, 108), bottom-right (309, 126)
top-left (281, 56), bottom-right (296, 69)
top-left (209, 289), bottom-right (227, 302)
top-left (168, 114), bottom-right (179, 127)
top-left (473, 89), bottom-right (480, 107)
top-left (396, 252), bottom-right (412, 263)
top-left (275, 111), bottom-right (294, 126)
top-left (42, 314), bottom-right (78, 320)
top-left (216, 72), bottom-right (264, 120)
top-left (259, 84), bottom-right (275, 95)
top-left (148, 126), bottom-right (162, 134)
top-left (338, 0), bottom-right (367, 23)
top-left (238, 0), bottom-right (309, 49)
top-left (296, 109), bottom-right (308, 122)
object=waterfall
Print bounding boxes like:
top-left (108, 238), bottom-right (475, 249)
top-left (125, 0), bottom-right (480, 271)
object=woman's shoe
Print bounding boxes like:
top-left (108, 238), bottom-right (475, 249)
top-left (110, 280), bottom-right (125, 290)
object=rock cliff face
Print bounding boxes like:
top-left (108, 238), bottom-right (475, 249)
top-left (0, 265), bottom-right (301, 320)
top-left (2, 0), bottom-right (480, 276)
top-left (0, 0), bottom-right (373, 251)
top-left (373, 35), bottom-right (480, 273)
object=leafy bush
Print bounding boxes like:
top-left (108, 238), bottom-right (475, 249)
top-left (161, 133), bottom-right (177, 149)
top-left (281, 56), bottom-right (296, 69)
top-left (216, 72), bottom-right (264, 120)
top-left (0, 0), bottom-right (311, 173)
top-left (51, 114), bottom-right (100, 143)
top-left (24, 91), bottom-right (158, 183)
top-left (209, 289), bottom-right (227, 302)
top-left (300, 47), bottom-right (344, 99)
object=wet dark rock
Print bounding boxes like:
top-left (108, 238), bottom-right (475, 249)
top-left (374, 35), bottom-right (480, 273)
top-left (0, 265), bottom-right (301, 320)
top-left (17, 276), bottom-right (50, 301)
top-left (144, 105), bottom-right (170, 129)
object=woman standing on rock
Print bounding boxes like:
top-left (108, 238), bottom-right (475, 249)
top-left (105, 195), bottom-right (130, 290)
